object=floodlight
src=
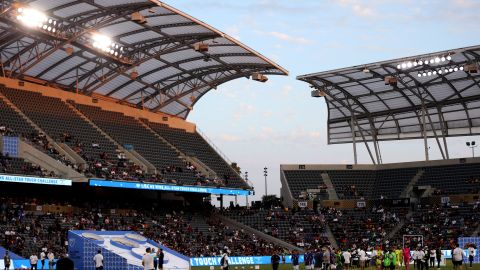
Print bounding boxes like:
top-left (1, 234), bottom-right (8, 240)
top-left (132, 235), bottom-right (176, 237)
top-left (17, 8), bottom-right (47, 28)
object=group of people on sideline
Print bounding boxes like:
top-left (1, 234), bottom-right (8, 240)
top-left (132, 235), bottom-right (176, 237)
top-left (243, 243), bottom-right (476, 270)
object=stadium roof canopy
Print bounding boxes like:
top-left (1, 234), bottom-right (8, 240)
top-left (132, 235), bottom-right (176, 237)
top-left (0, 0), bottom-right (287, 118)
top-left (298, 45), bottom-right (480, 145)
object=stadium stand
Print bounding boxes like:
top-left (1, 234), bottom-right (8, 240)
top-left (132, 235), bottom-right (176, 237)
top-left (0, 195), bottom-right (282, 258)
top-left (146, 121), bottom-right (248, 188)
top-left (395, 203), bottom-right (479, 249)
top-left (0, 87), bottom-right (145, 181)
top-left (72, 103), bottom-right (199, 185)
top-left (282, 159), bottom-right (480, 203)
top-left (281, 170), bottom-right (328, 201)
top-left (224, 207), bottom-right (329, 248)
top-left (417, 163), bottom-right (480, 195)
top-left (0, 155), bottom-right (53, 177)
top-left (0, 94), bottom-right (81, 173)
top-left (326, 205), bottom-right (408, 249)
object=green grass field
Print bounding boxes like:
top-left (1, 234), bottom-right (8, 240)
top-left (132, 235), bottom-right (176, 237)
top-left (192, 261), bottom-right (480, 270)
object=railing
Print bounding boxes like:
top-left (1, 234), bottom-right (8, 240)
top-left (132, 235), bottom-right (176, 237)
top-left (196, 128), bottom-right (254, 188)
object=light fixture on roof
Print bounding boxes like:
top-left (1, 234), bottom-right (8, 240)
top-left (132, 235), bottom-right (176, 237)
top-left (397, 55), bottom-right (451, 70)
top-left (64, 45), bottom-right (74, 55)
top-left (311, 89), bottom-right (327, 97)
top-left (251, 73), bottom-right (268, 83)
top-left (15, 7), bottom-right (58, 33)
top-left (131, 12), bottom-right (146, 24)
top-left (194, 43), bottom-right (209, 52)
top-left (464, 64), bottom-right (478, 74)
top-left (91, 33), bottom-right (125, 60)
top-left (416, 64), bottom-right (466, 78)
top-left (362, 66), bottom-right (370, 73)
top-left (384, 76), bottom-right (397, 86)
top-left (130, 70), bottom-right (139, 80)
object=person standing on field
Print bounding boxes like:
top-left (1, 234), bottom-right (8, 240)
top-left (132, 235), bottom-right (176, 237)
top-left (271, 251), bottom-right (281, 270)
top-left (292, 250), bottom-right (300, 270)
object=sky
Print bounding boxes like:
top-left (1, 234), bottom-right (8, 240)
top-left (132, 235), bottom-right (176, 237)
top-left (163, 0), bottom-right (480, 204)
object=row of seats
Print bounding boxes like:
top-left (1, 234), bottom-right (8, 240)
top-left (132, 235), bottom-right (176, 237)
top-left (0, 86), bottom-right (248, 188)
top-left (224, 208), bottom-right (329, 248)
top-left (284, 163), bottom-right (480, 200)
top-left (73, 103), bottom-right (197, 185)
top-left (147, 121), bottom-right (247, 188)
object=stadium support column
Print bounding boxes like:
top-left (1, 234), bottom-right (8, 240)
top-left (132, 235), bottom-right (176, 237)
top-left (438, 108), bottom-right (450, 159)
top-left (421, 100), bottom-right (429, 161)
top-left (351, 115), bottom-right (358, 164)
top-left (220, 194), bottom-right (224, 209)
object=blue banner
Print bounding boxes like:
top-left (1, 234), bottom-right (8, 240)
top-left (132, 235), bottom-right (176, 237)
top-left (190, 255), bottom-right (304, 266)
top-left (2, 136), bottom-right (19, 157)
top-left (89, 179), bottom-right (251, 196)
top-left (0, 174), bottom-right (72, 186)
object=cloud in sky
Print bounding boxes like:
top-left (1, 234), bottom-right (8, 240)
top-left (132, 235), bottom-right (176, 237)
top-left (215, 127), bottom-right (323, 145)
top-left (233, 103), bottom-right (256, 120)
top-left (224, 25), bottom-right (241, 40)
top-left (267, 31), bottom-right (314, 45)
top-left (338, 0), bottom-right (376, 18)
top-left (220, 134), bottom-right (241, 142)
top-left (281, 85), bottom-right (293, 97)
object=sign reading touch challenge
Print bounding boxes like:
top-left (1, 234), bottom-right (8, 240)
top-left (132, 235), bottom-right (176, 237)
top-left (0, 174), bottom-right (72, 186)
top-left (89, 179), bottom-right (251, 196)
top-left (190, 255), bottom-right (304, 266)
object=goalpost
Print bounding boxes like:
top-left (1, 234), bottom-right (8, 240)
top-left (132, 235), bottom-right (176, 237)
top-left (402, 234), bottom-right (424, 248)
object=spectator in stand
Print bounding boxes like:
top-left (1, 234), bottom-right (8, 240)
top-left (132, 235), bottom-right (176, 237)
top-left (30, 253), bottom-right (39, 270)
top-left (93, 249), bottom-right (103, 270)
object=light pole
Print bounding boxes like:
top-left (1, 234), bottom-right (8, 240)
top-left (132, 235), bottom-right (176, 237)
top-left (264, 167), bottom-right (268, 197)
top-left (466, 141), bottom-right (478, 157)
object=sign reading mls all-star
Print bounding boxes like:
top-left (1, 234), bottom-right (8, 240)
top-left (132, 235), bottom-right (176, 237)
top-left (89, 179), bottom-right (251, 195)
top-left (0, 174), bottom-right (72, 186)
